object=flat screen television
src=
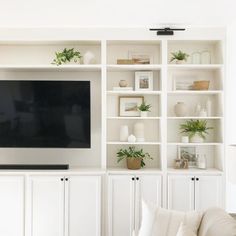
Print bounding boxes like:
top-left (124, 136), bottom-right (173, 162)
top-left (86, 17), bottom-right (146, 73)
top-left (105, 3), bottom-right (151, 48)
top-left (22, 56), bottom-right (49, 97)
top-left (0, 80), bottom-right (91, 148)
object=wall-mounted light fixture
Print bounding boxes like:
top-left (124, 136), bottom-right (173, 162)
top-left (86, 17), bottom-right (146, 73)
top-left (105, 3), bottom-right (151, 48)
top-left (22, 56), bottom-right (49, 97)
top-left (149, 27), bottom-right (185, 35)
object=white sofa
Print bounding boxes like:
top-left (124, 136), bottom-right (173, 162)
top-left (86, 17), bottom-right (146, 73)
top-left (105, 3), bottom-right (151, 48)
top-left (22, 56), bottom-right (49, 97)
top-left (138, 202), bottom-right (236, 236)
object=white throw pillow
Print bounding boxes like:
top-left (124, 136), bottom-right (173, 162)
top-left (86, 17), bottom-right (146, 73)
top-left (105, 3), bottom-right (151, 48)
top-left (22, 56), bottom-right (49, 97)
top-left (176, 222), bottom-right (197, 236)
top-left (138, 201), bottom-right (202, 236)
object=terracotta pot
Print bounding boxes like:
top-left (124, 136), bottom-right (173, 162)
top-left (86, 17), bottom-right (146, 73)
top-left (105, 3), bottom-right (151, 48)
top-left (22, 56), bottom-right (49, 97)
top-left (126, 158), bottom-right (142, 170)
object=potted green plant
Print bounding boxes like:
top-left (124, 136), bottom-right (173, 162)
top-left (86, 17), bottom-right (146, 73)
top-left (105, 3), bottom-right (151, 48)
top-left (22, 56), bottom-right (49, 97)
top-left (170, 50), bottom-right (189, 64)
top-left (138, 101), bottom-right (151, 117)
top-left (52, 48), bottom-right (82, 66)
top-left (117, 146), bottom-right (152, 169)
top-left (180, 119), bottom-right (213, 143)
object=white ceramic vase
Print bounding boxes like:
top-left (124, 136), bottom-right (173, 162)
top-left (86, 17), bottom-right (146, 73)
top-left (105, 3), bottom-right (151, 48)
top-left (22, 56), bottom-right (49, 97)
top-left (174, 102), bottom-right (188, 117)
top-left (140, 111), bottom-right (148, 117)
top-left (190, 133), bottom-right (204, 143)
top-left (83, 51), bottom-right (96, 64)
top-left (128, 134), bottom-right (136, 143)
top-left (134, 122), bottom-right (145, 142)
top-left (120, 125), bottom-right (129, 142)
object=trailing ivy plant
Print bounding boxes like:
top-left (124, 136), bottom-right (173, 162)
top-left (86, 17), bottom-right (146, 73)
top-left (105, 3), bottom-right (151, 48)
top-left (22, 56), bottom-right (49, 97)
top-left (170, 50), bottom-right (189, 62)
top-left (117, 146), bottom-right (152, 168)
top-left (52, 48), bottom-right (82, 66)
top-left (180, 119), bottom-right (213, 139)
top-left (138, 101), bottom-right (152, 112)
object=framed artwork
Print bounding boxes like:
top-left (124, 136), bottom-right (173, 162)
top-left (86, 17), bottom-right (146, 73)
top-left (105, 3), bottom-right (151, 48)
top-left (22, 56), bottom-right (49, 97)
top-left (178, 146), bottom-right (197, 168)
top-left (128, 51), bottom-right (154, 64)
top-left (119, 96), bottom-right (144, 117)
top-left (135, 71), bottom-right (153, 91)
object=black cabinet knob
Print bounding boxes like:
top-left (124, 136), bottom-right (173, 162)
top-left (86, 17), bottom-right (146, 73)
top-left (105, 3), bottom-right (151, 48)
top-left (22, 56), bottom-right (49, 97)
top-left (61, 178), bottom-right (64, 181)
top-left (196, 178), bottom-right (199, 181)
top-left (191, 177), bottom-right (195, 181)
top-left (65, 178), bottom-right (68, 181)
top-left (132, 177), bottom-right (135, 181)
top-left (136, 177), bottom-right (139, 181)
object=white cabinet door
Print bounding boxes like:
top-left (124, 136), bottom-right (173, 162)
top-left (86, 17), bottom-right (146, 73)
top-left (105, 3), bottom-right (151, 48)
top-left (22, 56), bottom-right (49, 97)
top-left (168, 175), bottom-right (195, 211)
top-left (30, 176), bottom-right (65, 236)
top-left (136, 175), bottom-right (162, 232)
top-left (195, 175), bottom-right (222, 211)
top-left (66, 175), bottom-right (101, 236)
top-left (0, 176), bottom-right (24, 236)
top-left (108, 175), bottom-right (135, 236)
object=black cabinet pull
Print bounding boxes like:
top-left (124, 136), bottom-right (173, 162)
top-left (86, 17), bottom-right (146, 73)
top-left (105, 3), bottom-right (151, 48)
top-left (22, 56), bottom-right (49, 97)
top-left (65, 178), bottom-right (68, 181)
top-left (136, 177), bottom-right (139, 181)
top-left (191, 177), bottom-right (195, 181)
top-left (132, 177), bottom-right (135, 181)
top-left (61, 178), bottom-right (64, 181)
top-left (196, 178), bottom-right (199, 181)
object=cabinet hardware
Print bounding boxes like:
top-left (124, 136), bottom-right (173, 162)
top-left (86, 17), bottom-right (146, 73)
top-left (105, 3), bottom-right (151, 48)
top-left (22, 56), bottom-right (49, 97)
top-left (60, 178), bottom-right (64, 181)
top-left (65, 178), bottom-right (68, 181)
top-left (132, 177), bottom-right (135, 181)
top-left (191, 177), bottom-right (195, 181)
top-left (196, 178), bottom-right (199, 181)
top-left (136, 177), bottom-right (139, 181)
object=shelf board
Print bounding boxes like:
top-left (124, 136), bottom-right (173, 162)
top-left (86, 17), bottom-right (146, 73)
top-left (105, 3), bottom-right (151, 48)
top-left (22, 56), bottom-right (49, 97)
top-left (167, 142), bottom-right (223, 146)
top-left (107, 91), bottom-right (161, 95)
top-left (107, 116), bottom-right (160, 120)
top-left (167, 116), bottom-right (222, 120)
top-left (107, 141), bottom-right (161, 145)
top-left (168, 90), bottom-right (222, 95)
top-left (0, 64), bottom-right (102, 72)
top-left (167, 64), bottom-right (223, 70)
top-left (107, 64), bottom-right (162, 71)
top-left (107, 168), bottom-right (163, 174)
top-left (167, 168), bottom-right (223, 175)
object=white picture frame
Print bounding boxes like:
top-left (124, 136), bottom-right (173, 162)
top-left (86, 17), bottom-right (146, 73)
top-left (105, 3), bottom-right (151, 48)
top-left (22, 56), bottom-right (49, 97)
top-left (135, 71), bottom-right (153, 91)
top-left (178, 146), bottom-right (197, 168)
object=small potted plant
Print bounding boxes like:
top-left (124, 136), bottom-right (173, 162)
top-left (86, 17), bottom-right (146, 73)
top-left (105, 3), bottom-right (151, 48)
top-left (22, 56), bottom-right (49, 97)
top-left (170, 50), bottom-right (189, 64)
top-left (180, 119), bottom-right (213, 143)
top-left (52, 48), bottom-right (82, 66)
top-left (117, 146), bottom-right (152, 170)
top-left (138, 101), bottom-right (151, 117)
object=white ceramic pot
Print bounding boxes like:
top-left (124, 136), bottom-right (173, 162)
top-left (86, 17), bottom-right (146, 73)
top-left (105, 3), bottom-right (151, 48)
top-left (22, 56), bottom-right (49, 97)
top-left (83, 51), bottom-right (96, 64)
top-left (190, 133), bottom-right (204, 143)
top-left (119, 80), bottom-right (128, 87)
top-left (176, 60), bottom-right (184, 64)
top-left (119, 125), bottom-right (129, 142)
top-left (140, 111), bottom-right (148, 117)
top-left (128, 134), bottom-right (136, 143)
top-left (174, 102), bottom-right (188, 117)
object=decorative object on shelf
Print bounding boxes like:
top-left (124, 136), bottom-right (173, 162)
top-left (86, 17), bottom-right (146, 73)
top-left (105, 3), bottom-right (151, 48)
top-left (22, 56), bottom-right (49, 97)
top-left (199, 108), bottom-right (207, 117)
top-left (178, 146), bottom-right (197, 168)
top-left (174, 158), bottom-right (188, 169)
top-left (134, 122), bottom-right (145, 142)
top-left (117, 59), bottom-right (135, 65)
top-left (135, 71), bottom-right (153, 91)
top-left (119, 80), bottom-right (128, 87)
top-left (52, 48), bottom-right (82, 66)
top-left (128, 51), bottom-right (153, 64)
top-left (170, 50), bottom-right (189, 64)
top-left (174, 102), bottom-right (188, 117)
top-left (117, 146), bottom-right (152, 169)
top-left (206, 98), bottom-right (212, 116)
top-left (119, 125), bottom-right (129, 142)
top-left (119, 96), bottom-right (144, 117)
top-left (195, 103), bottom-right (202, 116)
top-left (180, 119), bottom-right (213, 143)
top-left (201, 50), bottom-right (211, 64)
top-left (197, 154), bottom-right (207, 169)
top-left (192, 80), bottom-right (210, 90)
top-left (191, 52), bottom-right (201, 64)
top-left (83, 51), bottom-right (96, 64)
top-left (128, 134), bottom-right (136, 143)
top-left (173, 78), bottom-right (193, 90)
top-left (138, 101), bottom-right (151, 117)
top-left (181, 136), bottom-right (189, 143)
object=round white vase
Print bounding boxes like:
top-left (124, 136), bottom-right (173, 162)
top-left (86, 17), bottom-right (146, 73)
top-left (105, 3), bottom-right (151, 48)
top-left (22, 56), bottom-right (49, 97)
top-left (119, 125), bottom-right (129, 142)
top-left (174, 102), bottom-right (188, 117)
top-left (134, 122), bottom-right (145, 142)
top-left (83, 51), bottom-right (96, 64)
top-left (190, 133), bottom-right (204, 143)
top-left (140, 111), bottom-right (148, 117)
top-left (128, 134), bottom-right (136, 143)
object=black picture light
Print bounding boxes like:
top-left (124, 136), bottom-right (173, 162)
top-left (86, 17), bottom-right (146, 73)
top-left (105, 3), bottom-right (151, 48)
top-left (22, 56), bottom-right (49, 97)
top-left (149, 27), bottom-right (185, 35)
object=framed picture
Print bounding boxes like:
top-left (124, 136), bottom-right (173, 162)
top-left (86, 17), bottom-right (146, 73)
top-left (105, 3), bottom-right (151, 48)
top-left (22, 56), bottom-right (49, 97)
top-left (119, 96), bottom-right (144, 117)
top-left (178, 146), bottom-right (197, 168)
top-left (135, 71), bottom-right (153, 91)
top-left (128, 51), bottom-right (153, 64)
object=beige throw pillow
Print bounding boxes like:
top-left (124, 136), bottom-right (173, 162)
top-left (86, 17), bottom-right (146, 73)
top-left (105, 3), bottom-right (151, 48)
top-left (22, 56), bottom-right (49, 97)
top-left (176, 222), bottom-right (197, 236)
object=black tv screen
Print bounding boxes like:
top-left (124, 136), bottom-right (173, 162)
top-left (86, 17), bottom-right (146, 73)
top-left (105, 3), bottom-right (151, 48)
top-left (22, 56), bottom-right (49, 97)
top-left (0, 80), bottom-right (91, 148)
